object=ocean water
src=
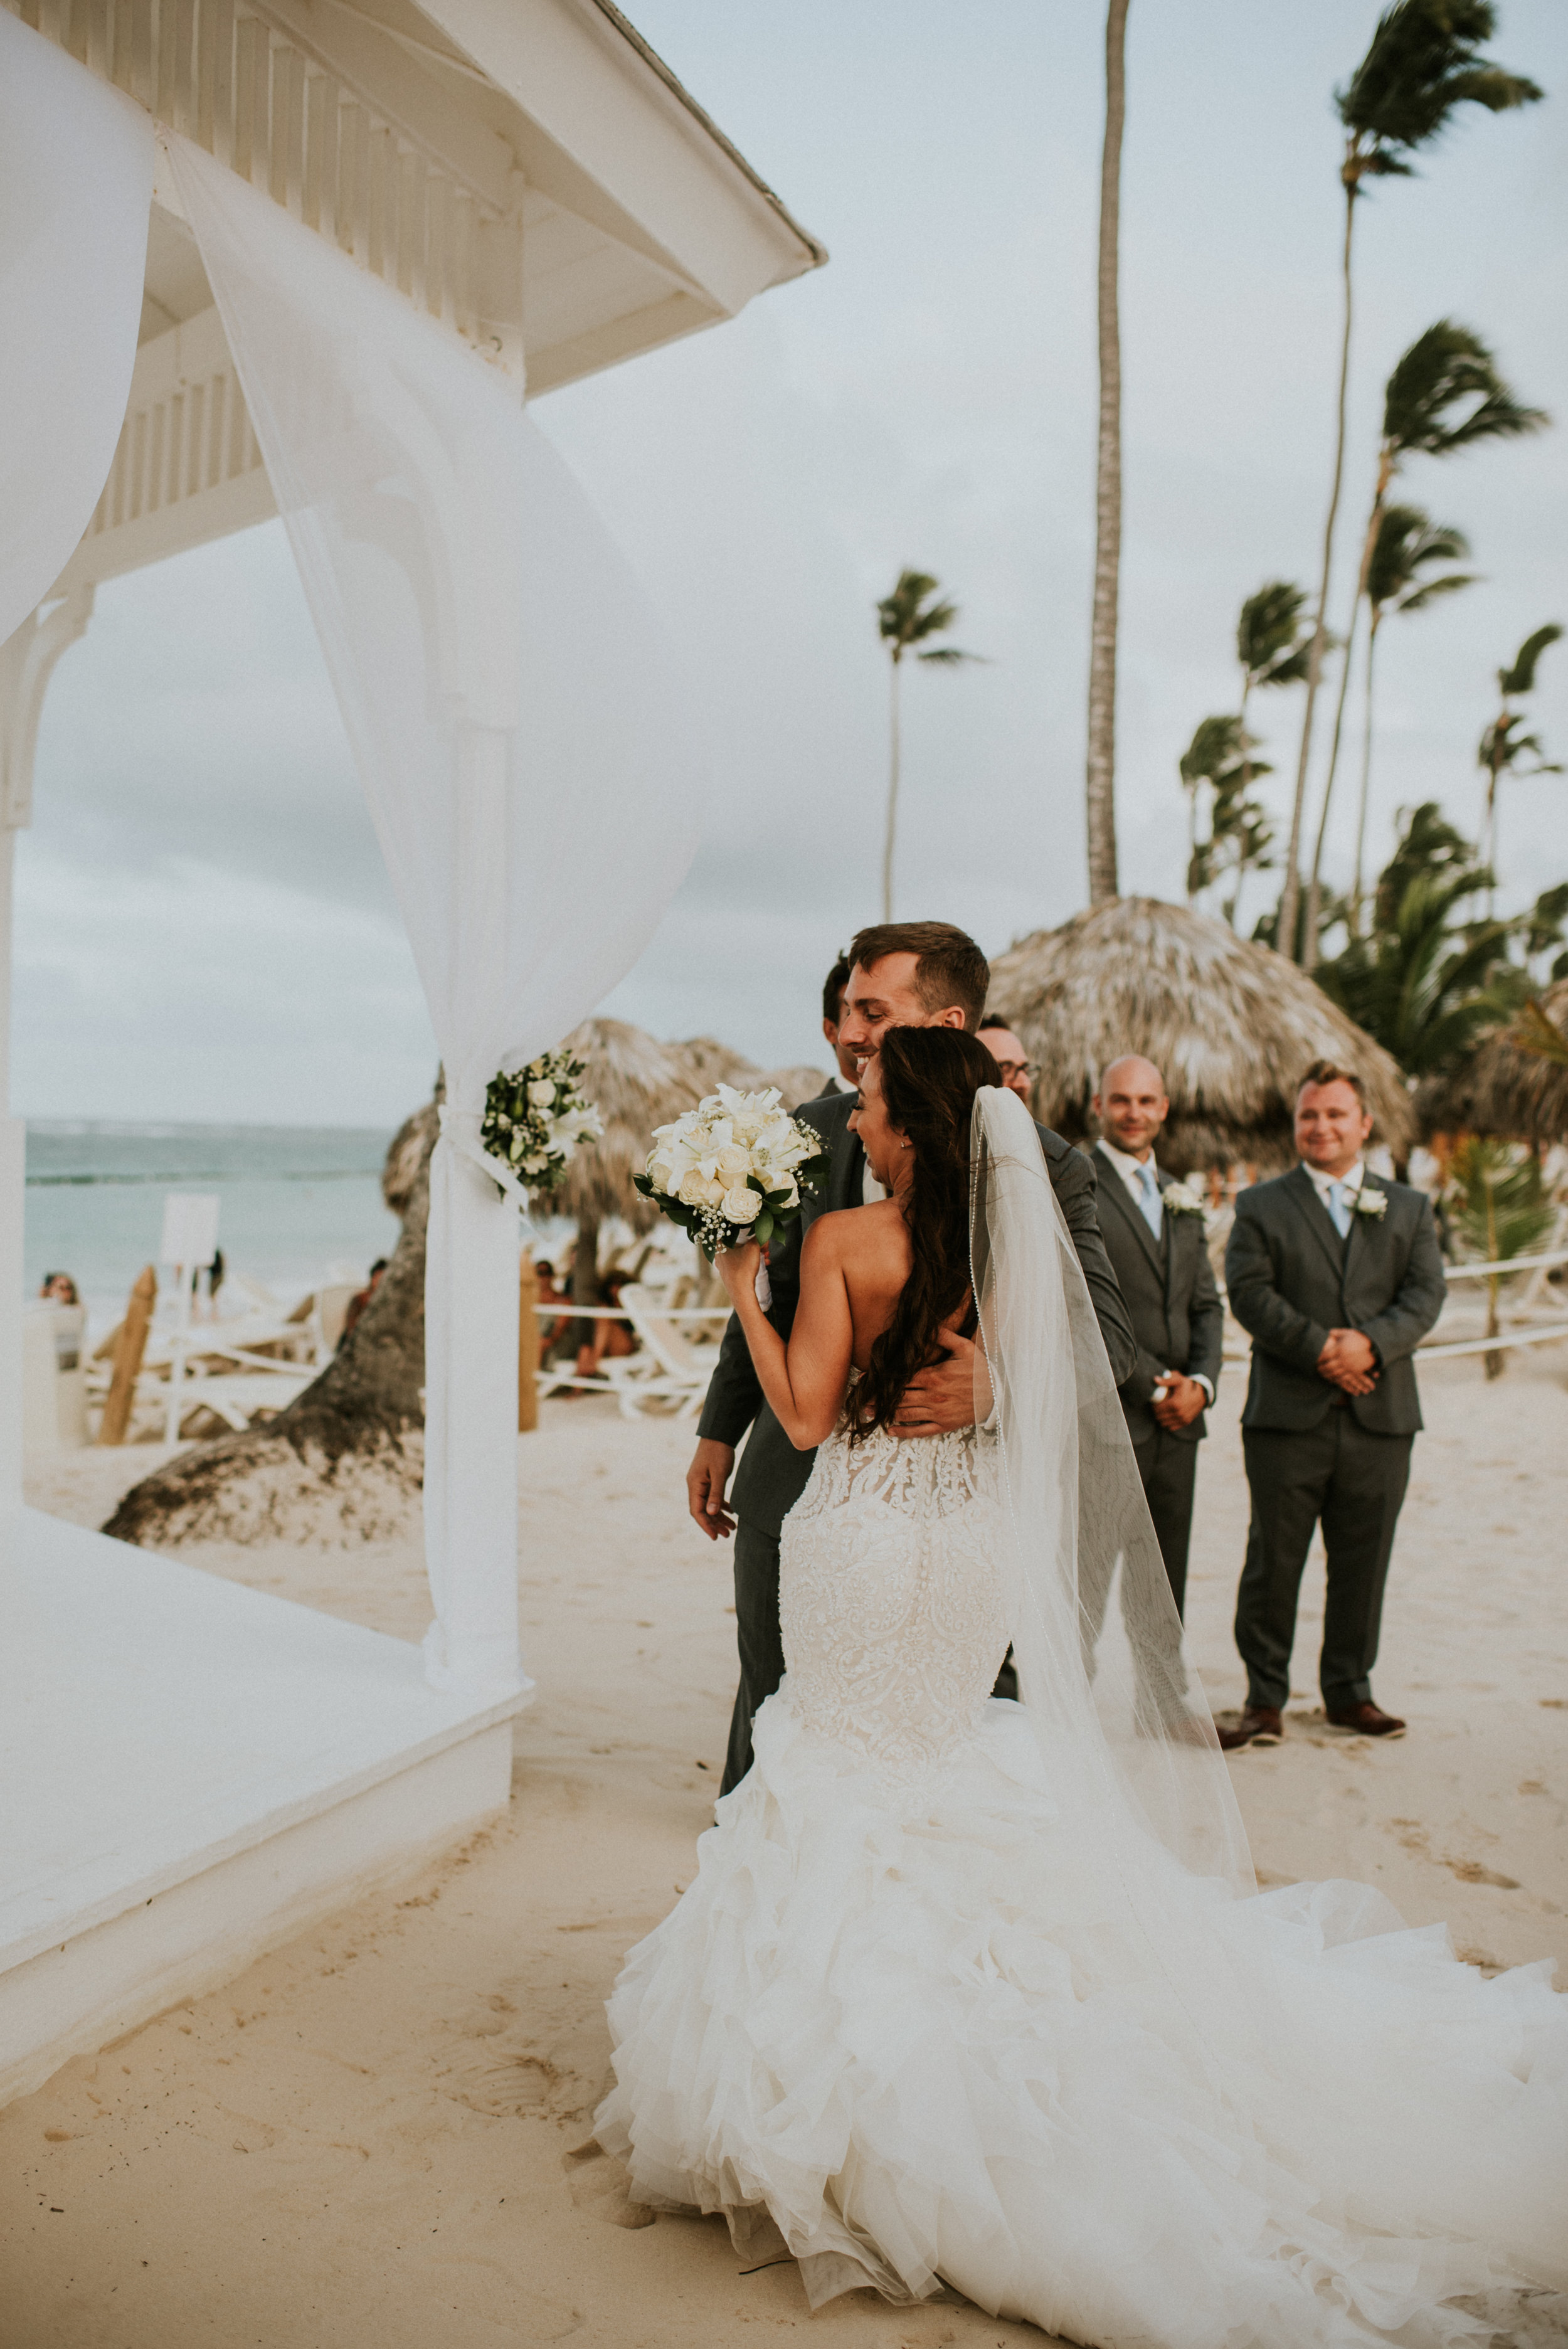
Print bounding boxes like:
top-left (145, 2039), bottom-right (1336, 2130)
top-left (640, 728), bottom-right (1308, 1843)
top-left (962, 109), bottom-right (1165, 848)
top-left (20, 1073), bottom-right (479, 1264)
top-left (25, 1121), bottom-right (401, 1341)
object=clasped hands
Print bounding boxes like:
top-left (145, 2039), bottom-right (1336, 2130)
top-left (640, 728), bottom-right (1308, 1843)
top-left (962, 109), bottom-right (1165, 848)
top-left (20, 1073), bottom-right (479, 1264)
top-left (1317, 1326), bottom-right (1378, 1395)
top-left (1150, 1372), bottom-right (1206, 1431)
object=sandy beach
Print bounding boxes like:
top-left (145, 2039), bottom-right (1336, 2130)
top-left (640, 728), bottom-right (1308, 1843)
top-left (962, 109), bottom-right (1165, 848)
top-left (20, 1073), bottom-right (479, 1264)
top-left (4, 1347), bottom-right (1566, 2348)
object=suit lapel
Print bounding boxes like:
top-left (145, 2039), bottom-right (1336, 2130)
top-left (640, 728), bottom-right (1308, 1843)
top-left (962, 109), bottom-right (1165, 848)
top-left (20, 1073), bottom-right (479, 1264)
top-left (1285, 1162), bottom-right (1350, 1288)
top-left (1098, 1146), bottom-right (1168, 1278)
top-left (1161, 1182), bottom-right (1186, 1313)
top-left (1342, 1172), bottom-right (1389, 1293)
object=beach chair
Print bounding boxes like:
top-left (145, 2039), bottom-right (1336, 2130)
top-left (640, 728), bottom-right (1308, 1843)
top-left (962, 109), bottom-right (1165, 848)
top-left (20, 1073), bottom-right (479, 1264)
top-left (597, 1285), bottom-right (714, 1419)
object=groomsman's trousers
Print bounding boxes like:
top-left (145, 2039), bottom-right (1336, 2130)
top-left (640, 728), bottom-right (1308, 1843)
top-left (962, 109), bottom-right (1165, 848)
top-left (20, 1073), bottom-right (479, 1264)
top-left (1237, 1411), bottom-right (1413, 1714)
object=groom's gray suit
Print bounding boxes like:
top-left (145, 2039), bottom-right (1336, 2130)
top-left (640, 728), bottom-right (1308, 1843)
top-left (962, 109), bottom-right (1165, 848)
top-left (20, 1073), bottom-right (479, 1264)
top-left (1224, 1167), bottom-right (1446, 1714)
top-left (699, 1084), bottom-right (1137, 1791)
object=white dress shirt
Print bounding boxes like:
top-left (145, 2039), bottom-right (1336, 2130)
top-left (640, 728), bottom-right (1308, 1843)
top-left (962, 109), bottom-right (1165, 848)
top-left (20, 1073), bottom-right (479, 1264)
top-left (1303, 1158), bottom-right (1365, 1209)
top-left (1098, 1137), bottom-right (1212, 1406)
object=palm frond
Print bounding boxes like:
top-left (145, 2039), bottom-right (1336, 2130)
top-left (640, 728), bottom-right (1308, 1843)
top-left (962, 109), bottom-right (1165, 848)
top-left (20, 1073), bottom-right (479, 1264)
top-left (1365, 501), bottom-right (1473, 612)
top-left (1396, 571), bottom-right (1478, 614)
top-left (1337, 1), bottom-right (1542, 168)
top-left (916, 645), bottom-right (985, 667)
top-left (1509, 997), bottom-right (1568, 1068)
top-left (1237, 580), bottom-right (1311, 682)
top-left (1499, 621), bottom-right (1564, 697)
top-left (1381, 321), bottom-right (1548, 460)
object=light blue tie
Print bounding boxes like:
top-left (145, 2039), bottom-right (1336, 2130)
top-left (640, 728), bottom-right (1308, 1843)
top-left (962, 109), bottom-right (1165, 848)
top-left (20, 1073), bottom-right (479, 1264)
top-left (1136, 1160), bottom-right (1163, 1240)
top-left (1327, 1180), bottom-right (1352, 1239)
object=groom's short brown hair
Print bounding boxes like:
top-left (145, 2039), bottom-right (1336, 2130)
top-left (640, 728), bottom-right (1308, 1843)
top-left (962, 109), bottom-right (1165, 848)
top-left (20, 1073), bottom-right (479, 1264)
top-left (848, 922), bottom-right (989, 1032)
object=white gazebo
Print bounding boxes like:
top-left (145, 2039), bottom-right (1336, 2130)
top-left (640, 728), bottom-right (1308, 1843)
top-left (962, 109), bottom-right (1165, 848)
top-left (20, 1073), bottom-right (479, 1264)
top-left (0, 0), bottom-right (820, 2105)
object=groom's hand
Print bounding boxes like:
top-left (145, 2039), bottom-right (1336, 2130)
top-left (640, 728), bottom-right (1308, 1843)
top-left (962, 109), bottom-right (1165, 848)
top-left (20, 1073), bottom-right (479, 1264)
top-left (893, 1327), bottom-right (986, 1439)
top-left (687, 1438), bottom-right (737, 1539)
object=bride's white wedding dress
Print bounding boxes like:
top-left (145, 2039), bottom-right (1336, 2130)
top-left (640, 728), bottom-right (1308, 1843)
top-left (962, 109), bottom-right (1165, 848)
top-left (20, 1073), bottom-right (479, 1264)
top-left (594, 1095), bottom-right (1566, 2349)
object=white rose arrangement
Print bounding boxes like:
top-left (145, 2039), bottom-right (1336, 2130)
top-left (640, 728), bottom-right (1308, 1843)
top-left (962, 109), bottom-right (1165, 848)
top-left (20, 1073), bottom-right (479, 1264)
top-left (1351, 1185), bottom-right (1388, 1219)
top-left (1160, 1179), bottom-right (1208, 1219)
top-left (482, 1048), bottom-right (603, 1197)
top-left (635, 1084), bottom-right (830, 1258)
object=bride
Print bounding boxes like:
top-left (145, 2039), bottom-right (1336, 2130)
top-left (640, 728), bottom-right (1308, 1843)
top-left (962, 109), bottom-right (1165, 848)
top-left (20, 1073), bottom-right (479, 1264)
top-left (594, 1030), bottom-right (1566, 2347)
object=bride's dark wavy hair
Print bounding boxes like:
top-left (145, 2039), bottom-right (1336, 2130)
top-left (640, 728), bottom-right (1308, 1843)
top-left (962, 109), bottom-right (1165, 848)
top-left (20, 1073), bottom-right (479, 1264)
top-left (852, 1026), bottom-right (1002, 1444)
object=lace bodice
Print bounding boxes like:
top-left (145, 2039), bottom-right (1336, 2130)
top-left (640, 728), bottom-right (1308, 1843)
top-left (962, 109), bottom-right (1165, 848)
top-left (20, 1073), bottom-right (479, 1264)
top-left (778, 1409), bottom-right (1008, 1781)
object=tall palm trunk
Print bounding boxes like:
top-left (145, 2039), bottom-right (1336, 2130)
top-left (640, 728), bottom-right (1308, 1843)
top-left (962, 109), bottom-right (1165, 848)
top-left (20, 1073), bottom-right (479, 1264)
top-left (1085, 0), bottom-right (1128, 906)
top-left (1305, 460), bottom-right (1395, 967)
top-left (1303, 596), bottom-right (1362, 971)
top-left (882, 650), bottom-right (903, 922)
top-left (1279, 184), bottom-right (1356, 962)
top-left (1350, 617), bottom-right (1380, 931)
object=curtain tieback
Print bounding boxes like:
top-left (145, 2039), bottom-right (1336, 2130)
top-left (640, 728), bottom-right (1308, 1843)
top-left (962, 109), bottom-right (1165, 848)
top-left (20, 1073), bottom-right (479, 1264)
top-left (437, 1103), bottom-right (534, 1219)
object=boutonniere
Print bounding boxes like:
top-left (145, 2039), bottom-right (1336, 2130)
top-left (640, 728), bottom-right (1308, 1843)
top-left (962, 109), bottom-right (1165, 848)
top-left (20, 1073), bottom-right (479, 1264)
top-left (1160, 1180), bottom-right (1207, 1218)
top-left (1351, 1187), bottom-right (1388, 1219)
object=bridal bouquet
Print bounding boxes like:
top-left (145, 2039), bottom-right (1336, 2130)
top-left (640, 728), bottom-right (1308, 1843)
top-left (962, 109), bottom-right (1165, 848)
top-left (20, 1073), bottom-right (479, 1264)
top-left (635, 1085), bottom-right (829, 1258)
top-left (482, 1048), bottom-right (602, 1197)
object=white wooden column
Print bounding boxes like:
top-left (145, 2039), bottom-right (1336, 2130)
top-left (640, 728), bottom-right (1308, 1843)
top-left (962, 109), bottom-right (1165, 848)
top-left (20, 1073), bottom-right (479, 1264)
top-left (0, 591), bottom-right (95, 1516)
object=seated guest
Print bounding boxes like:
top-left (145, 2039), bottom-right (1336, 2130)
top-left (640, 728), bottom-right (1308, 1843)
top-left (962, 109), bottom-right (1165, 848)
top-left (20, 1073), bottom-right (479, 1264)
top-left (340, 1256), bottom-right (388, 1345)
top-left (977, 1017), bottom-right (1034, 1103)
top-left (532, 1258), bottom-right (575, 1356)
top-left (1089, 1054), bottom-right (1223, 1623)
top-left (576, 1266), bottom-right (638, 1383)
top-left (40, 1271), bottom-right (80, 1305)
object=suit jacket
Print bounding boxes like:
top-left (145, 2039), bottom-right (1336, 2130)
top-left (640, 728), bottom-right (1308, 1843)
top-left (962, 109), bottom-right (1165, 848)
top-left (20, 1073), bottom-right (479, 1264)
top-left (698, 1086), bottom-right (1136, 1537)
top-left (1090, 1146), bottom-right (1224, 1448)
top-left (1224, 1166), bottom-right (1446, 1436)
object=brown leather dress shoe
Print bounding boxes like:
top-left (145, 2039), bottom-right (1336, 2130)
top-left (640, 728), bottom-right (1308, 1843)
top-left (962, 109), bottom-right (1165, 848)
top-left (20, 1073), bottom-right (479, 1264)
top-left (1216, 1705), bottom-right (1283, 1751)
top-left (1326, 1700), bottom-right (1406, 1737)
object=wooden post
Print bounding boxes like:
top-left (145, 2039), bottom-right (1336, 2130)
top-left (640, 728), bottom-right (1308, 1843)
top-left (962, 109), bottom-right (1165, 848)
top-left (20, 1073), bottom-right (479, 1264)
top-left (518, 1253), bottom-right (539, 1433)
top-left (99, 1265), bottom-right (157, 1445)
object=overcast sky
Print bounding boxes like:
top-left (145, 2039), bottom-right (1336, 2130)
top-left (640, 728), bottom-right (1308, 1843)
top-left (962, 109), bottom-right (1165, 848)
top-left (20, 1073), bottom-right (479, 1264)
top-left (18, 0), bottom-right (1567, 1125)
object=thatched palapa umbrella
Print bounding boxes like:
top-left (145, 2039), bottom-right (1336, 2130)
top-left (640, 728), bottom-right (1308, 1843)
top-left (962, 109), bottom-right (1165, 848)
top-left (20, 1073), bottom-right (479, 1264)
top-left (987, 898), bottom-right (1412, 1174)
top-left (552, 1019), bottom-right (704, 1302)
top-left (1414, 980), bottom-right (1568, 1147)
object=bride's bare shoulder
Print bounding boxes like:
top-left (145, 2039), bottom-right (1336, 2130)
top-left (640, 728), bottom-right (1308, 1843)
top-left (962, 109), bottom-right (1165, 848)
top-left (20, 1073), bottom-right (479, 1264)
top-left (803, 1201), bottom-right (908, 1276)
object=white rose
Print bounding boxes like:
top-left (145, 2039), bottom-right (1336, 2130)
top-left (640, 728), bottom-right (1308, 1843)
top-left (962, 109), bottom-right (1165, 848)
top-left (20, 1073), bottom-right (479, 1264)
top-left (677, 1165), bottom-right (712, 1207)
top-left (527, 1079), bottom-right (556, 1107)
top-left (648, 1157), bottom-right (675, 1194)
top-left (715, 1143), bottom-right (753, 1182)
top-left (723, 1184), bottom-right (761, 1224)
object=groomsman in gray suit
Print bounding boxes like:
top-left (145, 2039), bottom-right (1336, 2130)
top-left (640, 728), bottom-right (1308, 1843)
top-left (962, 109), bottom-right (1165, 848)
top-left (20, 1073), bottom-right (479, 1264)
top-left (687, 921), bottom-right (1137, 1793)
top-left (1221, 1059), bottom-right (1446, 1751)
top-left (1089, 1056), bottom-right (1224, 1622)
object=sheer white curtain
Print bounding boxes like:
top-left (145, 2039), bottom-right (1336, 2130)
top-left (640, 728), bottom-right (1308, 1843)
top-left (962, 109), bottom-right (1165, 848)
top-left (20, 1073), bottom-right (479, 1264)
top-left (166, 135), bottom-right (704, 1697)
top-left (0, 14), bottom-right (152, 647)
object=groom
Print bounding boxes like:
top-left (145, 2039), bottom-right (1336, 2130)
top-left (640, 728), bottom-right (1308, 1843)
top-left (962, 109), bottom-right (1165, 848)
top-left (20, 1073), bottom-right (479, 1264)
top-left (687, 920), bottom-right (1137, 1792)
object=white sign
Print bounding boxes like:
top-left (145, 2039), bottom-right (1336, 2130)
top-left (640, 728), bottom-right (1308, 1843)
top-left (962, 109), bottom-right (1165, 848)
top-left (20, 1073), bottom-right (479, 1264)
top-left (159, 1193), bottom-right (220, 1270)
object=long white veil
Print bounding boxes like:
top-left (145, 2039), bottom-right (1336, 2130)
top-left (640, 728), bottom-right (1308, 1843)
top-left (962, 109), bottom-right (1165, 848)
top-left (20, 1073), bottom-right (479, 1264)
top-left (970, 1086), bottom-right (1253, 1896)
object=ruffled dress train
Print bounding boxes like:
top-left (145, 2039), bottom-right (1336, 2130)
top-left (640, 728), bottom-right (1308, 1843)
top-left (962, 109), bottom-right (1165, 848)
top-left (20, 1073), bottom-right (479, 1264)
top-left (594, 1424), bottom-right (1567, 2348)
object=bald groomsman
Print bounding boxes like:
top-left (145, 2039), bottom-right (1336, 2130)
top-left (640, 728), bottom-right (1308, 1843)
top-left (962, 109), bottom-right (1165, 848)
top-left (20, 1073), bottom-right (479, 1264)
top-left (1090, 1055), bottom-right (1224, 1620)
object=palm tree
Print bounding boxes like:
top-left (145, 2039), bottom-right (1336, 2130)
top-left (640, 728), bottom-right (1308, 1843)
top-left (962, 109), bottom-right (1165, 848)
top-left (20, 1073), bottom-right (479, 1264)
top-left (1302, 320), bottom-right (1545, 965)
top-left (1179, 715), bottom-right (1274, 930)
top-left (1086, 0), bottom-right (1130, 906)
top-left (1314, 802), bottom-right (1519, 1079)
top-left (1444, 1135), bottom-right (1555, 1376)
top-left (876, 569), bottom-right (982, 921)
top-left (1348, 504), bottom-right (1476, 929)
top-left (1275, 0), bottom-right (1542, 966)
top-left (1479, 622), bottom-right (1564, 905)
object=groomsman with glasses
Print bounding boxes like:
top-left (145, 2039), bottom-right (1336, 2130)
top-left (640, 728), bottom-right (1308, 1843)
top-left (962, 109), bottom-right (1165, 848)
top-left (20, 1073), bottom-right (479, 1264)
top-left (1220, 1061), bottom-right (1446, 1751)
top-left (1088, 1056), bottom-right (1224, 1625)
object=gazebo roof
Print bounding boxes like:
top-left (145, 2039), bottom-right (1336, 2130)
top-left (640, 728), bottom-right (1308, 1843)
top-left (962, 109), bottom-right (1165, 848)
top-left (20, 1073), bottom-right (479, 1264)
top-left (16, 0), bottom-right (823, 595)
